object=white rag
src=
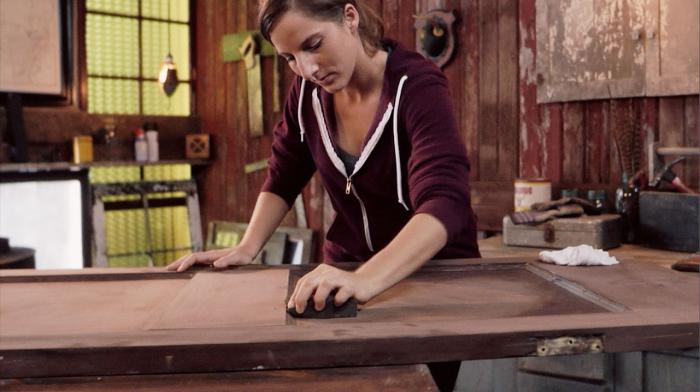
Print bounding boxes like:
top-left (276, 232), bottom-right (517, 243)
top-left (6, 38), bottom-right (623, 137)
top-left (538, 244), bottom-right (619, 266)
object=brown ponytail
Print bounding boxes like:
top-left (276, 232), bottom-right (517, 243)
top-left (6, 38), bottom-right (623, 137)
top-left (258, 1), bottom-right (384, 55)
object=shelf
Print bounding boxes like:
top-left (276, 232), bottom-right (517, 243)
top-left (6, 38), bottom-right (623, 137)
top-left (0, 160), bottom-right (212, 174)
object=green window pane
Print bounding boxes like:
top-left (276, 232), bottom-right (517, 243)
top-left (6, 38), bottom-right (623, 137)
top-left (142, 81), bottom-right (190, 115)
top-left (142, 0), bottom-right (189, 22)
top-left (86, 0), bottom-right (138, 16)
top-left (86, 14), bottom-right (139, 77)
top-left (171, 23), bottom-right (190, 80)
top-left (88, 77), bottom-right (139, 114)
top-left (142, 21), bottom-right (190, 80)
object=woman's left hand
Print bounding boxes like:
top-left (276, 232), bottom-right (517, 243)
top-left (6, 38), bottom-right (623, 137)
top-left (287, 264), bottom-right (377, 314)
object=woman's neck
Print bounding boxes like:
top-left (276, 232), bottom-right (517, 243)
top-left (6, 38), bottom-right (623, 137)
top-left (340, 47), bottom-right (388, 102)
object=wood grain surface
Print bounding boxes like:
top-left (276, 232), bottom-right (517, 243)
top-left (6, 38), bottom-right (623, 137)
top-left (0, 279), bottom-right (187, 336)
top-left (0, 258), bottom-right (697, 379)
top-left (0, 364), bottom-right (438, 392)
top-left (290, 265), bottom-right (613, 326)
top-left (145, 270), bottom-right (288, 330)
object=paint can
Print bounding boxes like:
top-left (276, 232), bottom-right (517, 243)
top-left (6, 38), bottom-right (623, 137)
top-left (514, 178), bottom-right (551, 212)
top-left (72, 136), bottom-right (93, 164)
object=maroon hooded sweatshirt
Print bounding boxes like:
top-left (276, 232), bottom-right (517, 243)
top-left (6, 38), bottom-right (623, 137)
top-left (262, 39), bottom-right (480, 262)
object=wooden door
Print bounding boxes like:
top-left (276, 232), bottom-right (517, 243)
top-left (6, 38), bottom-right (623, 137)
top-left (1, 258), bottom-right (697, 378)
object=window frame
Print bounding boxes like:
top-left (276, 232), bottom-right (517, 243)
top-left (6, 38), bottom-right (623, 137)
top-left (78, 0), bottom-right (196, 115)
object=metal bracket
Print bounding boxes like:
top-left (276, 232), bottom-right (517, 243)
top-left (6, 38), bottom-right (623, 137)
top-left (535, 336), bottom-right (604, 356)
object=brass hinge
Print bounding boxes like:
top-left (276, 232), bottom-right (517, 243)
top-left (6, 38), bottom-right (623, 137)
top-left (535, 336), bottom-right (604, 356)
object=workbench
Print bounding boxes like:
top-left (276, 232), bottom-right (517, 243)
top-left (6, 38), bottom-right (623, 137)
top-left (0, 242), bottom-right (697, 390)
top-left (463, 236), bottom-right (700, 391)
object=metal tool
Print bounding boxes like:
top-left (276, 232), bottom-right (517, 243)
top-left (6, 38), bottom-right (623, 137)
top-left (222, 31), bottom-right (281, 114)
top-left (239, 35), bottom-right (264, 137)
top-left (649, 157), bottom-right (697, 194)
top-left (647, 142), bottom-right (700, 188)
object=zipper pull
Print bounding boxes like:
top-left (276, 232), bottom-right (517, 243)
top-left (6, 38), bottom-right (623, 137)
top-left (345, 178), bottom-right (352, 195)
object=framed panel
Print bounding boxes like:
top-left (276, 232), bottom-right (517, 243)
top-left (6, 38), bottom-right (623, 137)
top-left (644, 0), bottom-right (700, 96)
top-left (0, 0), bottom-right (74, 104)
top-left (536, 0), bottom-right (646, 102)
top-left (0, 258), bottom-right (697, 378)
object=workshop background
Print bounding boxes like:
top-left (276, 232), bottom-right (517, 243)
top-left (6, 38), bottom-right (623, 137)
top-left (0, 0), bottom-right (698, 391)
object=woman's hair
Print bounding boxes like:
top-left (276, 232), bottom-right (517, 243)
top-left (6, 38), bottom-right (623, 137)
top-left (258, 0), bottom-right (384, 55)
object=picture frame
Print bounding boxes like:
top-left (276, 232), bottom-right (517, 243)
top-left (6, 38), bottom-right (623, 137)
top-left (0, 0), bottom-right (74, 105)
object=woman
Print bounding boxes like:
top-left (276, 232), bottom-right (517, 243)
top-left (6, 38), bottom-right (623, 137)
top-left (168, 1), bottom-right (479, 389)
top-left (169, 0), bottom-right (479, 313)
top-left (169, 0), bottom-right (479, 352)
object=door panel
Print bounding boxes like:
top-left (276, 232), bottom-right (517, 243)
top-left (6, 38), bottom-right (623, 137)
top-left (1, 258), bottom-right (697, 378)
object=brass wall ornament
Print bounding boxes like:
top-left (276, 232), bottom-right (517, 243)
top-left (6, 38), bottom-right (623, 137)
top-left (414, 10), bottom-right (456, 68)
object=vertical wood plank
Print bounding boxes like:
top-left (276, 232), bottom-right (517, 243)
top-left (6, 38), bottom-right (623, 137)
top-left (464, 0), bottom-right (480, 181)
top-left (246, 0), bottom-right (266, 220)
top-left (599, 101), bottom-right (611, 185)
top-left (640, 98), bottom-right (659, 186)
top-left (585, 101), bottom-right (604, 183)
top-left (365, 0), bottom-right (382, 18)
top-left (518, 0), bottom-right (541, 179)
top-left (543, 103), bottom-right (563, 183)
top-left (396, 1), bottom-right (415, 49)
top-left (198, 0), bottom-right (226, 230)
top-left (684, 96), bottom-right (699, 190)
top-left (478, 0), bottom-right (499, 179)
top-left (382, 0), bottom-right (413, 75)
top-left (607, 100), bottom-right (622, 185)
top-left (658, 97), bottom-right (686, 189)
top-left (382, 1), bottom-right (400, 43)
top-left (497, 0), bottom-right (518, 180)
top-left (562, 103), bottom-right (585, 183)
top-left (195, 0), bottom-right (212, 228)
top-left (229, 0), bottom-right (249, 222)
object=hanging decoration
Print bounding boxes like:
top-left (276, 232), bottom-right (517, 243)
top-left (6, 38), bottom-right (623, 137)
top-left (414, 9), bottom-right (457, 69)
top-left (158, 0), bottom-right (178, 96)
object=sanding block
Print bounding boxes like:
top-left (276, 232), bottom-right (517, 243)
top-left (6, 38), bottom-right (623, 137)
top-left (286, 293), bottom-right (358, 319)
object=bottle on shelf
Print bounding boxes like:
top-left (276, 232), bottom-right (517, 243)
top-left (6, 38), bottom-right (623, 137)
top-left (134, 128), bottom-right (148, 162)
top-left (615, 173), bottom-right (640, 243)
top-left (144, 122), bottom-right (159, 162)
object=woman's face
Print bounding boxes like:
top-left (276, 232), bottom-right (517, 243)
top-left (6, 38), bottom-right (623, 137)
top-left (270, 7), bottom-right (359, 93)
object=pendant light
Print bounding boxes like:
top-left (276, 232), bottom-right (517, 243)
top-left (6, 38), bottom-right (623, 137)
top-left (158, 0), bottom-right (178, 96)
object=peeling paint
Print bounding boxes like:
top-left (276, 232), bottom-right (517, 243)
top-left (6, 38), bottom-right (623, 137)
top-left (520, 45), bottom-right (536, 85)
top-left (538, 0), bottom-right (646, 100)
top-left (520, 121), bottom-right (529, 151)
top-left (559, 0), bottom-right (595, 63)
top-left (537, 106), bottom-right (551, 179)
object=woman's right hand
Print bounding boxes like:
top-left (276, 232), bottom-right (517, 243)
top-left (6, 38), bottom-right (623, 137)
top-left (166, 246), bottom-right (256, 272)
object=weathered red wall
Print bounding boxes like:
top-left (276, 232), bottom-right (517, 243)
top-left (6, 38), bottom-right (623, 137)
top-left (195, 0), bottom-right (698, 253)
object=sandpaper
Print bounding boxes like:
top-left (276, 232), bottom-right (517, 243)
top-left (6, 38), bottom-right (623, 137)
top-left (286, 292), bottom-right (358, 319)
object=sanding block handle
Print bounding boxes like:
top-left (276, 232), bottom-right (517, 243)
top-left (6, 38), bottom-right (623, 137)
top-left (286, 291), bottom-right (358, 319)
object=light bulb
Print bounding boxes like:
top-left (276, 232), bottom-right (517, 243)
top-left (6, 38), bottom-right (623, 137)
top-left (159, 54), bottom-right (178, 96)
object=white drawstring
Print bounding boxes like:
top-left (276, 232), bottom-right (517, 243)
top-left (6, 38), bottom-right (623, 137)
top-left (299, 75), bottom-right (410, 212)
top-left (298, 79), bottom-right (307, 142)
top-left (393, 75), bottom-right (409, 211)
top-left (312, 88), bottom-right (348, 177)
